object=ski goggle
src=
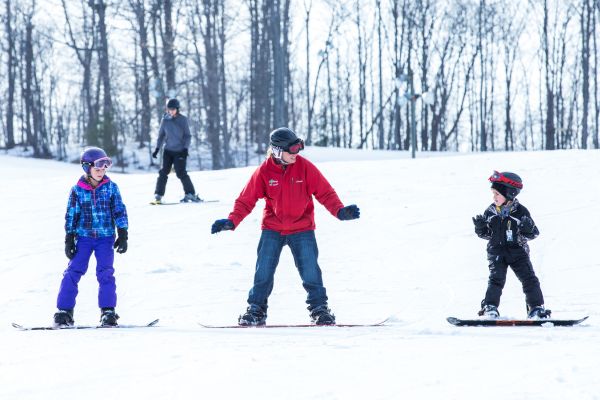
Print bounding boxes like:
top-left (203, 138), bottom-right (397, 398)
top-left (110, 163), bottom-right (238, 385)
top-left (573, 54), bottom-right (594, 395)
top-left (84, 157), bottom-right (113, 170)
top-left (286, 139), bottom-right (305, 154)
top-left (489, 170), bottom-right (522, 188)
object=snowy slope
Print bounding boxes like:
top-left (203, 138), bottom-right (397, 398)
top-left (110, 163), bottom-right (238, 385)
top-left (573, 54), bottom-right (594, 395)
top-left (1, 149), bottom-right (599, 400)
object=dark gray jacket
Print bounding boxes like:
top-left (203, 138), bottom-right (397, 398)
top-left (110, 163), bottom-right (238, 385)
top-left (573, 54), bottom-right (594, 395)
top-left (156, 113), bottom-right (191, 152)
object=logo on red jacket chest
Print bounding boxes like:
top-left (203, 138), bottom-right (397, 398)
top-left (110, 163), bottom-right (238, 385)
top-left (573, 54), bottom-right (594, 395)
top-left (268, 179), bottom-right (279, 187)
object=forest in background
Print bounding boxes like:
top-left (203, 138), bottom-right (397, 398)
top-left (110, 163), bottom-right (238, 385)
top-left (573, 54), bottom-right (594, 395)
top-left (1, 0), bottom-right (599, 170)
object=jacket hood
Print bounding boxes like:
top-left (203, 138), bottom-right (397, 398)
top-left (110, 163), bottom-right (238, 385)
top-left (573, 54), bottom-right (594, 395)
top-left (77, 175), bottom-right (110, 191)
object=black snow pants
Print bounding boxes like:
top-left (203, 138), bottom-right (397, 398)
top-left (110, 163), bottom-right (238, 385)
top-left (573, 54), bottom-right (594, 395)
top-left (155, 149), bottom-right (195, 196)
top-left (483, 252), bottom-right (544, 308)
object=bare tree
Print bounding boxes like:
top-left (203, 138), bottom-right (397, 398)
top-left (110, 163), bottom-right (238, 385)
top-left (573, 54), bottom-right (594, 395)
top-left (90, 0), bottom-right (117, 154)
top-left (593, 0), bottom-right (599, 149)
top-left (580, 0), bottom-right (593, 149)
top-left (62, 0), bottom-right (98, 146)
top-left (304, 0), bottom-right (312, 144)
top-left (541, 0), bottom-right (556, 149)
top-left (218, 0), bottom-right (232, 166)
top-left (416, 0), bottom-right (435, 151)
top-left (356, 0), bottom-right (366, 148)
top-left (498, 1), bottom-right (525, 151)
top-left (376, 0), bottom-right (384, 149)
top-left (270, 0), bottom-right (285, 127)
top-left (390, 0), bottom-right (407, 150)
top-left (128, 0), bottom-right (153, 150)
top-left (202, 0), bottom-right (223, 169)
top-left (162, 0), bottom-right (176, 95)
top-left (4, 0), bottom-right (16, 148)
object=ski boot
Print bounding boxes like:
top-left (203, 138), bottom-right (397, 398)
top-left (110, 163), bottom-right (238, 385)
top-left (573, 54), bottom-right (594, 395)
top-left (309, 305), bottom-right (336, 325)
top-left (238, 306), bottom-right (267, 326)
top-left (53, 309), bottom-right (74, 327)
top-left (181, 193), bottom-right (203, 203)
top-left (527, 305), bottom-right (551, 319)
top-left (100, 307), bottom-right (120, 326)
top-left (478, 304), bottom-right (500, 319)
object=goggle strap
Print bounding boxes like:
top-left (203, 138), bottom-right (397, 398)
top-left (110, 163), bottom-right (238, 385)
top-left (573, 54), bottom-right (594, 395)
top-left (271, 146), bottom-right (283, 159)
top-left (489, 171), bottom-right (523, 189)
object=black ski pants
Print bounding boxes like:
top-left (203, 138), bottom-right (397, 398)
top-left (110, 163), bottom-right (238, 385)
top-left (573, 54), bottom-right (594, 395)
top-left (483, 252), bottom-right (544, 308)
top-left (154, 149), bottom-right (195, 196)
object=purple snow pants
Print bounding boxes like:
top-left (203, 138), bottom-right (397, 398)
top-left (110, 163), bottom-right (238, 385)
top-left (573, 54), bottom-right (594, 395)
top-left (56, 236), bottom-right (117, 310)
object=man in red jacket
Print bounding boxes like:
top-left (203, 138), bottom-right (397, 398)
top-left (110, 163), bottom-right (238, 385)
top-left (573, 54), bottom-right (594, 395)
top-left (211, 127), bottom-right (360, 326)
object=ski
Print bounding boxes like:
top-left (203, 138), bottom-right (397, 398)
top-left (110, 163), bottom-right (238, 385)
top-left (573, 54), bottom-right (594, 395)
top-left (150, 200), bottom-right (219, 205)
top-left (446, 316), bottom-right (588, 327)
top-left (199, 318), bottom-right (390, 329)
top-left (12, 319), bottom-right (160, 331)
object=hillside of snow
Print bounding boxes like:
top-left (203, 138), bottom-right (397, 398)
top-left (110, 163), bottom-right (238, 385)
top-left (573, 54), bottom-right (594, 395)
top-left (1, 148), bottom-right (599, 399)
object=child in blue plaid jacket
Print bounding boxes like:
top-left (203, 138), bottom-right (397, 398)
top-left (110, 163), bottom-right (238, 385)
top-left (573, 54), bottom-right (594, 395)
top-left (53, 147), bottom-right (128, 327)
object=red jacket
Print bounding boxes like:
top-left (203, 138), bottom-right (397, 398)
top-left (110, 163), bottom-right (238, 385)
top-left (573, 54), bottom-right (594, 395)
top-left (228, 155), bottom-right (344, 235)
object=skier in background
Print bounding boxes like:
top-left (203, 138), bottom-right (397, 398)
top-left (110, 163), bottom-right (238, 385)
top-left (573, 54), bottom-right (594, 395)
top-left (472, 171), bottom-right (550, 319)
top-left (211, 127), bottom-right (360, 326)
top-left (152, 98), bottom-right (202, 204)
top-left (53, 147), bottom-right (129, 327)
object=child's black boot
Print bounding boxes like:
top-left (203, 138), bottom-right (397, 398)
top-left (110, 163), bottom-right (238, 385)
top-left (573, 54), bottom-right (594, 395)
top-left (527, 305), bottom-right (551, 319)
top-left (478, 304), bottom-right (500, 319)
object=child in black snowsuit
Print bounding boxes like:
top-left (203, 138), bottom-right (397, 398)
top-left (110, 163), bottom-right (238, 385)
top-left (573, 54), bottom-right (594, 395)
top-left (472, 171), bottom-right (550, 319)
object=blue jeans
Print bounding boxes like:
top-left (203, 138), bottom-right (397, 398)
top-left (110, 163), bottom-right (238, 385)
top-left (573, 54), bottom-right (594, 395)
top-left (247, 230), bottom-right (328, 312)
top-left (56, 236), bottom-right (117, 310)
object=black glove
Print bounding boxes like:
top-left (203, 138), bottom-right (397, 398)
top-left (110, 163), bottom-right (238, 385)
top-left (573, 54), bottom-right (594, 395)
top-left (182, 148), bottom-right (189, 157)
top-left (519, 216), bottom-right (535, 234)
top-left (337, 205), bottom-right (360, 221)
top-left (152, 148), bottom-right (159, 158)
top-left (472, 215), bottom-right (488, 234)
top-left (113, 228), bottom-right (128, 254)
top-left (65, 234), bottom-right (76, 260)
top-left (211, 219), bottom-right (234, 234)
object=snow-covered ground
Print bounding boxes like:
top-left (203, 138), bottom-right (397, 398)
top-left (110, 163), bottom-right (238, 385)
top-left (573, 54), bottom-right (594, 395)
top-left (1, 148), bottom-right (599, 400)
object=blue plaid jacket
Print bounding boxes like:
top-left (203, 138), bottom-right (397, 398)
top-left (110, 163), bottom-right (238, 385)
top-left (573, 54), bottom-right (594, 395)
top-left (65, 176), bottom-right (128, 238)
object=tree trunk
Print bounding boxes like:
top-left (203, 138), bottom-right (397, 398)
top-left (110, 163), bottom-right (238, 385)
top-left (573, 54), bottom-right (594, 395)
top-left (270, 0), bottom-right (285, 128)
top-left (304, 1), bottom-right (312, 144)
top-left (202, 0), bottom-right (222, 169)
top-left (218, 0), bottom-right (231, 167)
top-left (4, 0), bottom-right (16, 148)
top-left (356, 0), bottom-right (365, 148)
top-left (580, 0), bottom-right (592, 149)
top-left (543, 0), bottom-right (556, 150)
top-left (593, 3), bottom-right (599, 149)
top-left (93, 0), bottom-right (117, 154)
top-left (376, 0), bottom-right (384, 149)
top-left (163, 0), bottom-right (176, 95)
top-left (24, 17), bottom-right (35, 153)
top-left (131, 0), bottom-right (152, 149)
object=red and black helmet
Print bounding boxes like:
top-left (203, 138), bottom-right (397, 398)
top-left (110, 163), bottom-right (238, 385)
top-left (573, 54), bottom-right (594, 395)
top-left (489, 171), bottom-right (522, 200)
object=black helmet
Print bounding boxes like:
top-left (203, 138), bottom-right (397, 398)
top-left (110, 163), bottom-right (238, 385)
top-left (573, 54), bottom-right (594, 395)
top-left (269, 127), bottom-right (304, 153)
top-left (166, 98), bottom-right (180, 109)
top-left (489, 170), bottom-right (523, 200)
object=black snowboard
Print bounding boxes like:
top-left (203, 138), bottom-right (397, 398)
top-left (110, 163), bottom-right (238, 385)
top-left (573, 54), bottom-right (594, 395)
top-left (447, 316), bottom-right (588, 327)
